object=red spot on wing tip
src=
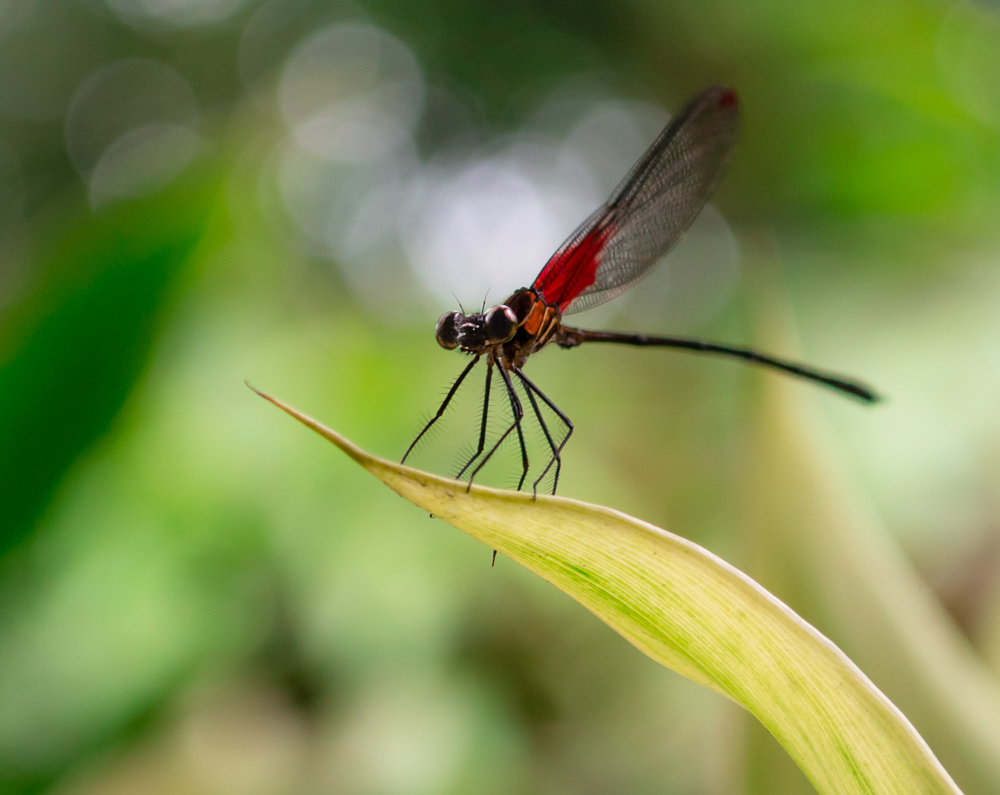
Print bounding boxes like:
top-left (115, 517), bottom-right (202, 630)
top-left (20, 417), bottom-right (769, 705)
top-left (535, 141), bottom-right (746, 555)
top-left (718, 89), bottom-right (738, 108)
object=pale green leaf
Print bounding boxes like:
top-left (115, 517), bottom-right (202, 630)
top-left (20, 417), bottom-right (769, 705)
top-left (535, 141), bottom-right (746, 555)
top-left (737, 277), bottom-right (1000, 795)
top-left (252, 386), bottom-right (961, 795)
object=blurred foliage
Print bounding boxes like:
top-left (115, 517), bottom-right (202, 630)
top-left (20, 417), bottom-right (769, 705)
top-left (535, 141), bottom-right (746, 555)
top-left (0, 169), bottom-right (219, 556)
top-left (0, 1), bottom-right (1000, 794)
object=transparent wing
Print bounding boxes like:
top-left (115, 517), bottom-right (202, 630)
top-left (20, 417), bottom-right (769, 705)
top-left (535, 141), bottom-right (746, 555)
top-left (532, 85), bottom-right (739, 314)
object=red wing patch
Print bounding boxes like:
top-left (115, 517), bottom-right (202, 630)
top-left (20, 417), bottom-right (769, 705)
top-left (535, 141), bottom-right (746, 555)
top-left (532, 221), bottom-right (615, 312)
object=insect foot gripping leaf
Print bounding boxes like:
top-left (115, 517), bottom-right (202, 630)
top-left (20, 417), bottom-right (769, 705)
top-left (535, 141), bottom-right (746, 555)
top-left (250, 384), bottom-right (962, 795)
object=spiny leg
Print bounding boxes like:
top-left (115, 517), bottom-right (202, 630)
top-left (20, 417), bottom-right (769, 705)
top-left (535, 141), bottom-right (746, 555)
top-left (514, 367), bottom-right (573, 495)
top-left (483, 368), bottom-right (529, 568)
top-left (456, 358), bottom-right (494, 479)
top-left (500, 366), bottom-right (530, 490)
top-left (468, 366), bottom-right (525, 490)
top-left (403, 355), bottom-right (480, 464)
top-left (516, 371), bottom-right (559, 496)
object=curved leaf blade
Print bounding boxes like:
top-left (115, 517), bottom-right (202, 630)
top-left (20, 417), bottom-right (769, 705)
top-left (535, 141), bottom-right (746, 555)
top-left (252, 386), bottom-right (961, 795)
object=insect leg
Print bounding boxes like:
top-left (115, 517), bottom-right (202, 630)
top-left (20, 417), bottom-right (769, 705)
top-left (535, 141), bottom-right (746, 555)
top-left (503, 367), bottom-right (530, 490)
top-left (456, 358), bottom-right (493, 479)
top-left (514, 370), bottom-right (559, 496)
top-left (403, 355), bottom-right (481, 464)
top-left (468, 366), bottom-right (525, 490)
top-left (513, 367), bottom-right (573, 495)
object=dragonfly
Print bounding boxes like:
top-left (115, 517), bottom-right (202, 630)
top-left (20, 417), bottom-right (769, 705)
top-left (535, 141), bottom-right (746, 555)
top-left (403, 85), bottom-right (879, 495)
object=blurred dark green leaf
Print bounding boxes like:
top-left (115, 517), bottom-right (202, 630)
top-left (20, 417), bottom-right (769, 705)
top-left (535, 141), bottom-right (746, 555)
top-left (0, 168), bottom-right (220, 557)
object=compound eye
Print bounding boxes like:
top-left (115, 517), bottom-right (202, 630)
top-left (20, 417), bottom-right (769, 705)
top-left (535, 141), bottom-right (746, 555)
top-left (435, 312), bottom-right (460, 350)
top-left (485, 305), bottom-right (517, 344)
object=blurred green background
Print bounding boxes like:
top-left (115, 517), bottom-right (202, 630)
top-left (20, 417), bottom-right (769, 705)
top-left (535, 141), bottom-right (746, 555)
top-left (2, 0), bottom-right (1000, 793)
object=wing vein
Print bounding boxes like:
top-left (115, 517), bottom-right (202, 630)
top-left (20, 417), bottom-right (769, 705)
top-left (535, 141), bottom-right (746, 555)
top-left (531, 85), bottom-right (739, 315)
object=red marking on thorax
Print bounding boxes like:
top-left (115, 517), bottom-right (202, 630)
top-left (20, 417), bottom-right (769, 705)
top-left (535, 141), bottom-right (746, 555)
top-left (533, 222), bottom-right (615, 311)
top-left (718, 89), bottom-right (737, 108)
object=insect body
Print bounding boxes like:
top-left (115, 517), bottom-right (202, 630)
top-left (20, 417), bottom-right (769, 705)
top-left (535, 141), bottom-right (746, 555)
top-left (404, 86), bottom-right (879, 494)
